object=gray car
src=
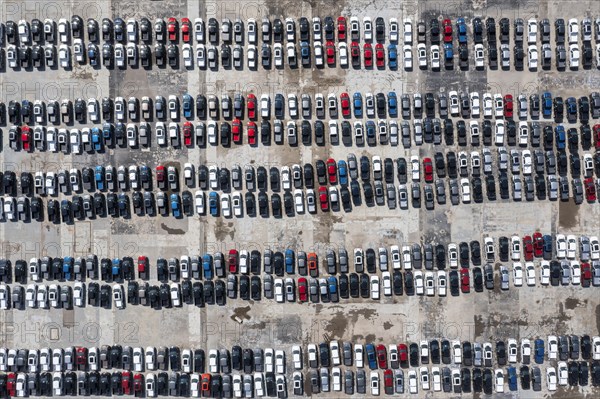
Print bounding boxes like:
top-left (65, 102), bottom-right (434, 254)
top-left (449, 179), bottom-right (460, 205)
top-left (398, 184), bottom-right (409, 209)
top-left (593, 261), bottom-right (600, 286)
top-left (309, 370), bottom-right (320, 394)
top-left (436, 179), bottom-right (446, 204)
top-left (263, 275), bottom-right (273, 299)
top-left (386, 183), bottom-right (396, 209)
top-left (253, 348), bottom-right (264, 372)
top-left (320, 367), bottom-right (329, 392)
top-left (500, 266), bottom-right (509, 290)
top-left (580, 236), bottom-right (591, 261)
top-left (344, 370), bottom-right (354, 394)
top-left (356, 369), bottom-right (366, 394)
top-left (342, 342), bottom-right (352, 366)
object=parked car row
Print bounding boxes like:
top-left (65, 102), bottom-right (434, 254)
top-left (1, 258), bottom-right (599, 311)
top-left (0, 173), bottom-right (598, 223)
top-left (3, 16), bottom-right (600, 72)
top-left (0, 233), bottom-right (597, 285)
top-left (4, 16), bottom-right (600, 47)
top-left (3, 92), bottom-right (599, 127)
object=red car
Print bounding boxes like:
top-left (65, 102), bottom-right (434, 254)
top-left (460, 268), bottom-right (470, 293)
top-left (340, 93), bottom-right (350, 117)
top-left (21, 125), bottom-right (31, 151)
top-left (326, 158), bottom-right (337, 184)
top-left (76, 347), bottom-right (87, 367)
top-left (318, 186), bottom-right (329, 211)
top-left (443, 19), bottom-right (453, 43)
top-left (350, 42), bottom-right (360, 64)
top-left (298, 277), bottom-right (308, 302)
top-left (201, 374), bottom-right (211, 393)
top-left (532, 232), bottom-right (544, 257)
top-left (181, 18), bottom-right (191, 42)
top-left (232, 118), bottom-right (242, 143)
top-left (337, 16), bottom-right (347, 40)
top-left (523, 235), bottom-right (534, 261)
top-left (423, 158), bottom-right (433, 183)
top-left (183, 121), bottom-right (193, 146)
top-left (247, 94), bottom-right (257, 119)
top-left (156, 165), bottom-right (165, 183)
top-left (585, 177), bottom-right (597, 201)
top-left (228, 249), bottom-right (238, 273)
top-left (122, 371), bottom-right (132, 395)
top-left (384, 369), bottom-right (394, 394)
top-left (363, 43), bottom-right (373, 67)
top-left (247, 122), bottom-right (257, 145)
top-left (7, 373), bottom-right (15, 397)
top-left (167, 18), bottom-right (178, 41)
top-left (593, 124), bottom-right (600, 150)
top-left (325, 41), bottom-right (335, 65)
top-left (581, 262), bottom-right (592, 287)
top-left (133, 373), bottom-right (143, 394)
top-left (398, 344), bottom-right (408, 367)
top-left (376, 344), bottom-right (388, 369)
top-left (504, 94), bottom-right (514, 118)
top-left (375, 43), bottom-right (385, 67)
top-left (137, 256), bottom-right (148, 277)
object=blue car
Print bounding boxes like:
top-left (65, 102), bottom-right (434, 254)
top-left (112, 258), bottom-right (121, 279)
top-left (182, 94), bottom-right (193, 119)
top-left (285, 249), bottom-right (295, 274)
top-left (555, 126), bottom-right (566, 149)
top-left (300, 41), bottom-right (310, 62)
top-left (328, 276), bottom-right (338, 299)
top-left (508, 367), bottom-right (518, 391)
top-left (94, 166), bottom-right (105, 190)
top-left (388, 92), bottom-right (398, 117)
top-left (209, 192), bottom-right (218, 216)
top-left (337, 160), bottom-right (348, 185)
top-left (456, 18), bottom-right (467, 43)
top-left (542, 92), bottom-right (552, 118)
top-left (102, 123), bottom-right (113, 142)
top-left (366, 120), bottom-right (376, 142)
top-left (353, 92), bottom-right (363, 118)
top-left (170, 194), bottom-right (181, 218)
top-left (543, 235), bottom-right (552, 258)
top-left (444, 43), bottom-right (454, 62)
top-left (365, 344), bottom-right (377, 369)
top-left (63, 256), bottom-right (73, 280)
top-left (387, 44), bottom-right (397, 69)
top-left (91, 127), bottom-right (102, 151)
top-left (202, 254), bottom-right (213, 279)
top-left (534, 339), bottom-right (544, 364)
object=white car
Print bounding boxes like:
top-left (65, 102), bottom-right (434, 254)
top-left (389, 18), bottom-right (398, 42)
top-left (483, 93), bottom-right (493, 117)
top-left (59, 44), bottom-right (71, 67)
top-left (275, 350), bottom-right (285, 374)
top-left (540, 261), bottom-right (550, 285)
top-left (196, 44), bottom-right (206, 67)
top-left (513, 263), bottom-right (523, 286)
top-left (437, 271), bottom-right (447, 296)
top-left (182, 44), bottom-right (193, 67)
top-left (274, 279), bottom-right (284, 303)
top-left (419, 367), bottom-right (430, 390)
top-left (114, 43), bottom-right (125, 67)
top-left (370, 371), bottom-right (380, 396)
top-left (430, 45), bottom-right (440, 69)
top-left (569, 43), bottom-right (580, 68)
top-left (73, 282), bottom-right (84, 307)
top-left (425, 272), bottom-right (435, 296)
top-left (231, 192), bottom-right (243, 217)
top-left (470, 92), bottom-right (481, 117)
top-left (363, 17), bottom-right (372, 41)
top-left (25, 284), bottom-right (36, 308)
top-left (568, 18), bottom-right (579, 44)
top-left (145, 347), bottom-right (156, 370)
top-left (291, 345), bottom-right (302, 369)
top-left (556, 234), bottom-right (567, 258)
top-left (566, 235), bottom-right (577, 259)
top-left (247, 18), bottom-right (257, 44)
top-left (220, 193), bottom-right (231, 217)
top-left (507, 339), bottom-right (518, 363)
top-left (527, 18), bottom-right (538, 44)
top-left (403, 45), bottom-right (413, 69)
top-left (511, 236), bottom-right (522, 260)
top-left (547, 335), bottom-right (558, 360)
top-left (495, 369), bottom-right (504, 392)
top-left (410, 156), bottom-right (420, 181)
top-left (208, 349), bottom-right (218, 373)
top-left (73, 38), bottom-right (85, 63)
top-left (546, 367), bottom-right (557, 391)
top-left (417, 43), bottom-right (427, 68)
top-left (494, 94), bottom-right (504, 117)
top-left (293, 190), bottom-right (304, 213)
top-left (146, 373), bottom-right (156, 397)
top-left (558, 361), bottom-right (568, 386)
top-left (474, 43), bottom-right (485, 68)
top-left (414, 271), bottom-right (424, 295)
top-left (133, 347), bottom-right (144, 372)
top-left (370, 275), bottom-right (380, 299)
top-left (112, 284), bottom-right (124, 309)
top-left (338, 42), bottom-right (348, 67)
top-left (592, 336), bottom-right (600, 360)
top-left (408, 370), bottom-right (418, 394)
top-left (449, 91), bottom-right (459, 116)
top-left (571, 261), bottom-right (581, 284)
top-left (432, 367), bottom-right (441, 391)
top-left (527, 45), bottom-right (538, 69)
top-left (354, 344), bottom-right (364, 368)
top-left (403, 19), bottom-right (413, 44)
top-left (460, 178), bottom-right (471, 203)
top-left (260, 94), bottom-right (270, 118)
top-left (382, 272), bottom-right (392, 296)
top-left (525, 263), bottom-right (536, 286)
